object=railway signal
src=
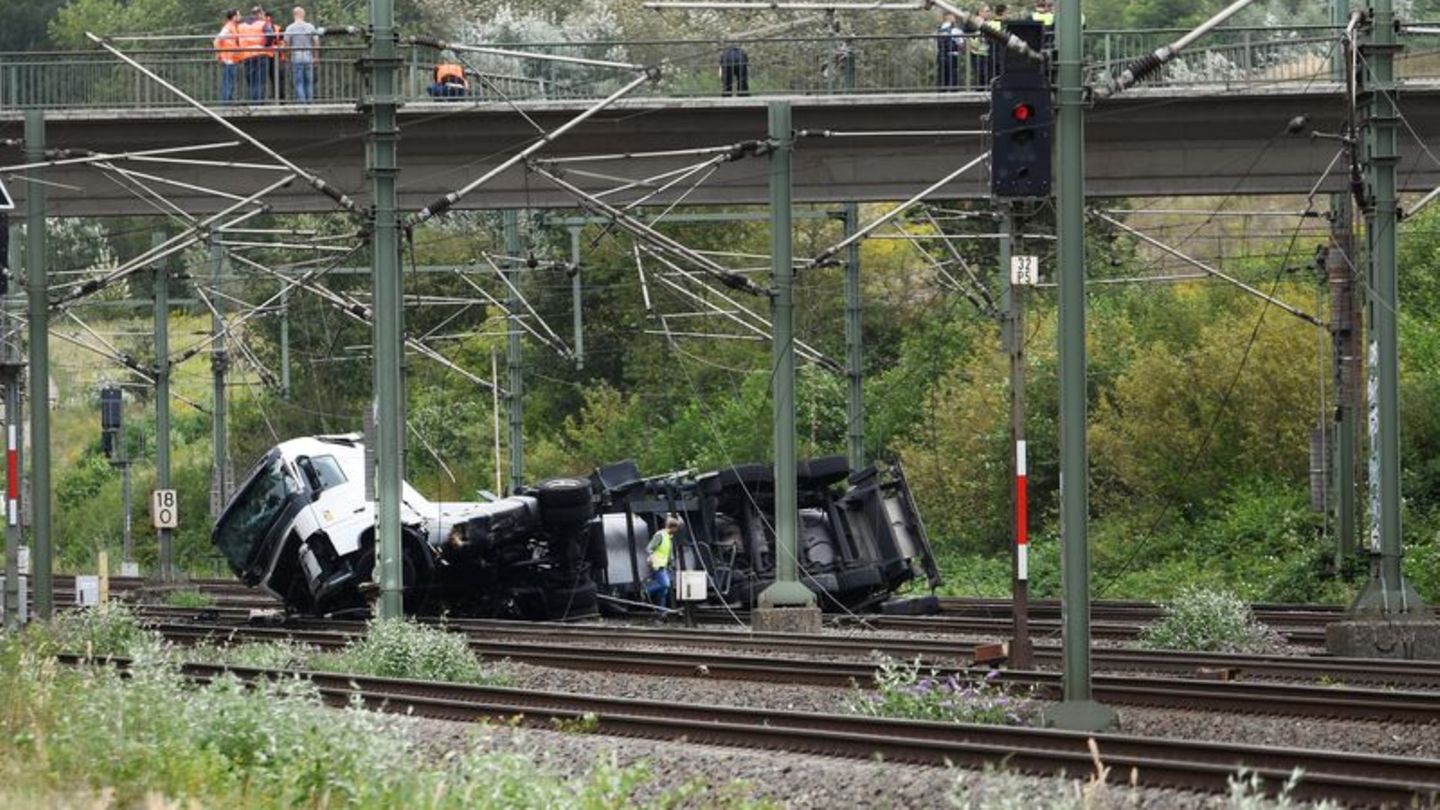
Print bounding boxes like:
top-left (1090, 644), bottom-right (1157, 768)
top-left (989, 48), bottom-right (1052, 199)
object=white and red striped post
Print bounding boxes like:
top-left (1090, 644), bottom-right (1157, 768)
top-left (1015, 440), bottom-right (1028, 580)
top-left (7, 424), bottom-right (17, 528)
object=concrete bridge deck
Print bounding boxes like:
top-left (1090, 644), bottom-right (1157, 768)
top-left (2, 84), bottom-right (1436, 215)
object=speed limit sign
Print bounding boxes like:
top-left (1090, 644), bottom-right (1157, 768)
top-left (152, 489), bottom-right (178, 529)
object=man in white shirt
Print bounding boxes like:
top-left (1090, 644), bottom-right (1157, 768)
top-left (283, 6), bottom-right (320, 102)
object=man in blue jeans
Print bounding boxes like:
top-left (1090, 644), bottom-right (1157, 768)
top-left (284, 6), bottom-right (320, 102)
top-left (644, 516), bottom-right (680, 615)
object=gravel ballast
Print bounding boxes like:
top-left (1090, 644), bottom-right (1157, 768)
top-left (397, 714), bottom-right (1243, 809)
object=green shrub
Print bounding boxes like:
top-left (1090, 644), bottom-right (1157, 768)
top-left (850, 655), bottom-right (1037, 726)
top-left (311, 618), bottom-right (502, 684)
top-left (47, 604), bottom-right (158, 659)
top-left (1140, 587), bottom-right (1283, 654)
top-left (163, 589), bottom-right (216, 609)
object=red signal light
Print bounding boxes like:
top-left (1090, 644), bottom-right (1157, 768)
top-left (1012, 103), bottom-right (1034, 122)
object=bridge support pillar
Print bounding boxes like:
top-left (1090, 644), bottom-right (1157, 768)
top-left (755, 100), bottom-right (819, 634)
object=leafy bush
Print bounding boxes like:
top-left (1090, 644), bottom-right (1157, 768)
top-left (164, 589), bottom-right (216, 609)
top-left (1140, 587), bottom-right (1284, 654)
top-left (47, 604), bottom-right (159, 659)
top-left (312, 618), bottom-right (502, 684)
top-left (851, 656), bottom-right (1037, 726)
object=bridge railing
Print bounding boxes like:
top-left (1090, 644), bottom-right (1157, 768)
top-left (4, 25), bottom-right (1435, 111)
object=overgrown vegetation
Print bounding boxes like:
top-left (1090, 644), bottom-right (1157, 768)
top-left (1139, 587), bottom-right (1284, 654)
top-left (47, 604), bottom-right (157, 659)
top-left (163, 589), bottom-right (216, 609)
top-left (0, 625), bottom-right (734, 809)
top-left (310, 618), bottom-right (508, 685)
top-left (850, 655), bottom-right (1037, 726)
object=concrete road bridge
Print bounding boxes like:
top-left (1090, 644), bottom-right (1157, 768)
top-left (4, 26), bottom-right (1440, 214)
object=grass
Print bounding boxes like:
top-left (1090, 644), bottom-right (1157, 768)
top-left (162, 589), bottom-right (217, 609)
top-left (0, 616), bottom-right (762, 808)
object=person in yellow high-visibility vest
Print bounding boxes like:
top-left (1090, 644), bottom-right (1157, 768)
top-left (644, 516), bottom-right (680, 614)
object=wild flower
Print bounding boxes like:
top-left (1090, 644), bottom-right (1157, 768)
top-left (849, 655), bottom-right (1038, 726)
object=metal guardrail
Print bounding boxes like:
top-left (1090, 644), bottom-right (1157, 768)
top-left (1, 26), bottom-right (1436, 111)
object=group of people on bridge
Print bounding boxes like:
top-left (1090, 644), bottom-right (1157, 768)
top-left (213, 5), bottom-right (321, 103)
top-left (937, 0), bottom-right (1056, 90)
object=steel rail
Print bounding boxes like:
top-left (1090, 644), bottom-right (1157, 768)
top-left (146, 622), bottom-right (1440, 721)
top-left (59, 655), bottom-right (1440, 805)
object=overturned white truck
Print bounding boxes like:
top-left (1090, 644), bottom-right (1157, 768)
top-left (213, 435), bottom-right (941, 619)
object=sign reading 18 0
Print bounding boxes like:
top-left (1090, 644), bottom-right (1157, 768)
top-left (152, 489), bottom-right (178, 529)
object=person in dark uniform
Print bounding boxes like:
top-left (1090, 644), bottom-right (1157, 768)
top-left (936, 12), bottom-right (962, 90)
top-left (720, 44), bottom-right (749, 97)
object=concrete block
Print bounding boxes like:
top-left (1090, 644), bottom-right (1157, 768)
top-left (751, 605), bottom-right (822, 635)
top-left (1326, 617), bottom-right (1440, 660)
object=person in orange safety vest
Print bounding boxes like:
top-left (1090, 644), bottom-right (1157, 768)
top-left (236, 6), bottom-right (276, 102)
top-left (214, 9), bottom-right (242, 104)
top-left (427, 58), bottom-right (469, 100)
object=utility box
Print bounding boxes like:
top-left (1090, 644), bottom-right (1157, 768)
top-left (75, 575), bottom-right (100, 607)
top-left (120, 561), bottom-right (139, 577)
top-left (0, 573), bottom-right (27, 623)
top-left (677, 570), bottom-right (708, 602)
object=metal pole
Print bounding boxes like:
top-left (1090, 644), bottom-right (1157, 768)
top-left (209, 243), bottom-right (229, 518)
top-left (1329, 199), bottom-right (1358, 574)
top-left (152, 232), bottom-right (173, 583)
top-left (279, 287), bottom-right (291, 399)
top-left (842, 203), bottom-right (865, 470)
top-left (757, 101), bottom-right (814, 611)
top-left (3, 374), bottom-right (20, 628)
top-left (3, 219), bottom-right (21, 627)
top-left (121, 458), bottom-right (132, 567)
top-left (1000, 207), bottom-right (1033, 669)
top-left (570, 226), bottom-right (585, 371)
top-left (1045, 0), bottom-right (1117, 730)
top-left (25, 110), bottom-right (53, 618)
top-left (1329, 0), bottom-right (1357, 579)
top-left (1352, 0), bottom-right (1425, 614)
top-left (367, 0), bottom-right (406, 619)
top-left (504, 210), bottom-right (525, 494)
top-left (491, 347), bottom-right (502, 495)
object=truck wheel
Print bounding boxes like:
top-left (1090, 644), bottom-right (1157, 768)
top-left (546, 579), bottom-right (598, 619)
top-left (536, 477), bottom-right (593, 509)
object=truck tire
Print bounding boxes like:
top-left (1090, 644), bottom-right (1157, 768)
top-left (536, 477), bottom-right (593, 509)
top-left (546, 579), bottom-right (598, 619)
top-left (798, 455), bottom-right (850, 489)
top-left (541, 502), bottom-right (594, 530)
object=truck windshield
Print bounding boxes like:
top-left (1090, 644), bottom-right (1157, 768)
top-left (214, 454), bottom-right (297, 573)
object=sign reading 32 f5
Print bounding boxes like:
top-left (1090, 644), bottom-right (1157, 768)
top-left (152, 489), bottom-right (178, 529)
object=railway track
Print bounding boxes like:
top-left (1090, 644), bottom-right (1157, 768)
top-left (146, 614), bottom-right (1440, 688)
top-left (60, 653), bottom-right (1440, 806)
top-left (148, 621), bottom-right (1440, 723)
top-left (42, 576), bottom-right (1342, 647)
